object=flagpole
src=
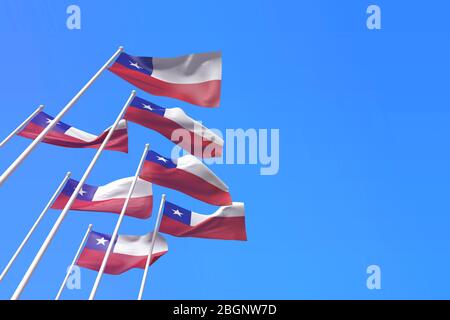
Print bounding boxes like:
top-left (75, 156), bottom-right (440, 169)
top-left (11, 90), bottom-right (135, 300)
top-left (55, 224), bottom-right (93, 300)
top-left (88, 143), bottom-right (150, 300)
top-left (137, 194), bottom-right (166, 300)
top-left (0, 105), bottom-right (44, 148)
top-left (0, 46), bottom-right (124, 187)
top-left (0, 171), bottom-right (71, 282)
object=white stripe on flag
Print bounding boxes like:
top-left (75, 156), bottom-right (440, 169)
top-left (64, 127), bottom-right (97, 142)
top-left (151, 52), bottom-right (222, 84)
top-left (190, 202), bottom-right (245, 226)
top-left (92, 177), bottom-right (152, 201)
top-left (113, 232), bottom-right (168, 257)
top-left (164, 108), bottom-right (224, 145)
top-left (64, 119), bottom-right (127, 142)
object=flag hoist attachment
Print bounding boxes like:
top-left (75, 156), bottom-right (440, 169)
top-left (0, 105), bottom-right (44, 148)
top-left (0, 46), bottom-right (124, 187)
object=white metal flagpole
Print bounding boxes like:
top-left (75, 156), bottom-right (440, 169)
top-left (0, 105), bottom-right (44, 148)
top-left (0, 46), bottom-right (124, 187)
top-left (88, 143), bottom-right (150, 300)
top-left (55, 224), bottom-right (93, 300)
top-left (137, 194), bottom-right (166, 300)
top-left (11, 90), bottom-right (136, 300)
top-left (0, 171), bottom-right (71, 282)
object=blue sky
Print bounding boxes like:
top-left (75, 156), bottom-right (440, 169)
top-left (1, 0), bottom-right (450, 299)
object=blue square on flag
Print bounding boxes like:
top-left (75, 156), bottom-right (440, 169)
top-left (163, 201), bottom-right (191, 225)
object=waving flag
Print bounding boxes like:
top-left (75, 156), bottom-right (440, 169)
top-left (109, 51), bottom-right (221, 107)
top-left (160, 201), bottom-right (246, 241)
top-left (51, 177), bottom-right (153, 219)
top-left (77, 230), bottom-right (168, 275)
top-left (18, 111), bottom-right (128, 153)
top-left (140, 150), bottom-right (231, 206)
top-left (125, 96), bottom-right (223, 158)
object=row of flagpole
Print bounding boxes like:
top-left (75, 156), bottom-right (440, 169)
top-left (52, 193), bottom-right (167, 300)
top-left (0, 47), bottom-right (167, 299)
top-left (0, 46), bottom-right (233, 299)
top-left (89, 142), bottom-right (149, 300)
top-left (11, 89), bottom-right (136, 299)
top-left (0, 172), bottom-right (72, 281)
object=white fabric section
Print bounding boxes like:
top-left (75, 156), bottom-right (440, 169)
top-left (164, 108), bottom-right (224, 146)
top-left (64, 119), bottom-right (127, 141)
top-left (103, 119), bottom-right (127, 132)
top-left (64, 127), bottom-right (97, 142)
top-left (176, 155), bottom-right (229, 192)
top-left (152, 52), bottom-right (222, 84)
top-left (114, 232), bottom-right (168, 257)
top-left (190, 202), bottom-right (245, 226)
top-left (92, 177), bottom-right (152, 201)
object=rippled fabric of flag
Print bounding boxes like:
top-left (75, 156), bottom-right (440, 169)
top-left (51, 177), bottom-right (153, 219)
top-left (109, 51), bottom-right (222, 107)
top-left (18, 111), bottom-right (128, 153)
top-left (160, 201), bottom-right (247, 241)
top-left (140, 150), bottom-right (232, 206)
top-left (77, 230), bottom-right (168, 275)
top-left (125, 96), bottom-right (223, 158)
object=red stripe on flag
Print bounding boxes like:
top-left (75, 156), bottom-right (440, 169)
top-left (51, 194), bottom-right (152, 219)
top-left (77, 248), bottom-right (165, 275)
top-left (18, 122), bottom-right (128, 153)
top-left (140, 161), bottom-right (231, 206)
top-left (160, 215), bottom-right (247, 241)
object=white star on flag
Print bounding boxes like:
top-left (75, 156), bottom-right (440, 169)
top-left (46, 118), bottom-right (52, 124)
top-left (142, 104), bottom-right (154, 111)
top-left (96, 237), bottom-right (108, 246)
top-left (156, 156), bottom-right (168, 163)
top-left (172, 209), bottom-right (183, 217)
top-left (129, 61), bottom-right (142, 69)
top-left (78, 188), bottom-right (87, 196)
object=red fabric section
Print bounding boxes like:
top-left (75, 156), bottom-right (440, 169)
top-left (18, 121), bottom-right (128, 153)
top-left (77, 248), bottom-right (166, 275)
top-left (140, 162), bottom-right (232, 206)
top-left (109, 63), bottom-right (221, 107)
top-left (160, 215), bottom-right (247, 241)
top-left (125, 107), bottom-right (222, 158)
top-left (51, 194), bottom-right (153, 219)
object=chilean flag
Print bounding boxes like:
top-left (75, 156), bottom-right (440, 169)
top-left (51, 177), bottom-right (153, 219)
top-left (109, 51), bottom-right (222, 107)
top-left (125, 96), bottom-right (223, 158)
top-left (160, 201), bottom-right (247, 241)
top-left (140, 150), bottom-right (232, 206)
top-left (18, 111), bottom-right (128, 153)
top-left (77, 230), bottom-right (168, 275)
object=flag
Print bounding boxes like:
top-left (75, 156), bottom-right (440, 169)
top-left (51, 177), bottom-right (153, 219)
top-left (140, 150), bottom-right (232, 206)
top-left (160, 201), bottom-right (246, 241)
top-left (109, 51), bottom-right (221, 107)
top-left (77, 230), bottom-right (168, 275)
top-left (125, 96), bottom-right (223, 158)
top-left (18, 111), bottom-right (128, 153)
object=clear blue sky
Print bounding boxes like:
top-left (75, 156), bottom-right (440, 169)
top-left (1, 0), bottom-right (450, 299)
